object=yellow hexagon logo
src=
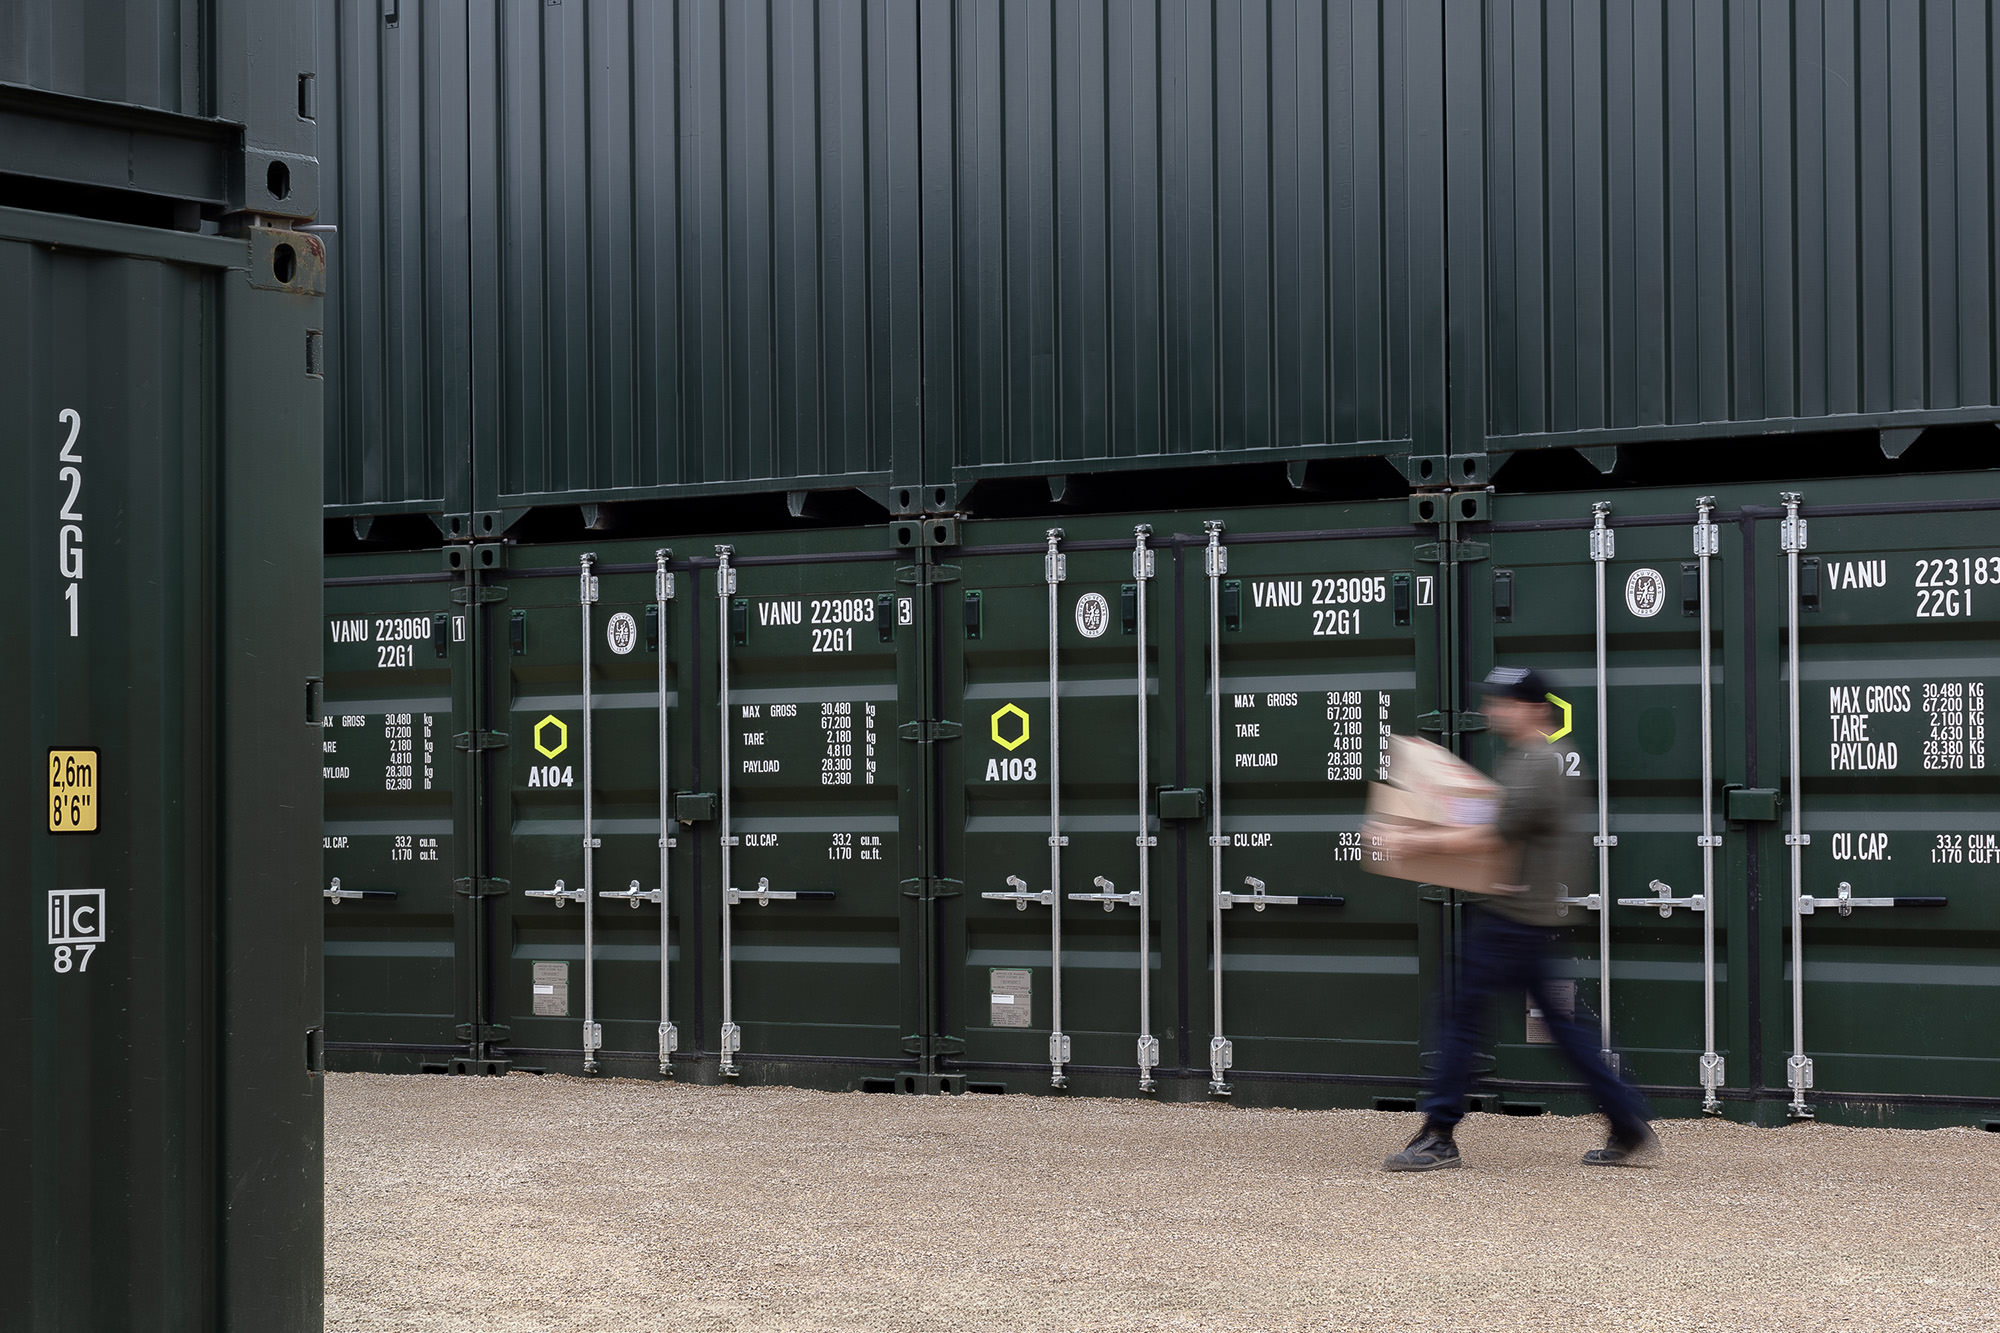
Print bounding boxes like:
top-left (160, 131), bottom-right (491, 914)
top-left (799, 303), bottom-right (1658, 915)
top-left (1540, 693), bottom-right (1573, 744)
top-left (534, 714), bottom-right (570, 758)
top-left (990, 703), bottom-right (1030, 752)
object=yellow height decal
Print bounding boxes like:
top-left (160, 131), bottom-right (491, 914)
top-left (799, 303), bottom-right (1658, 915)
top-left (1540, 694), bottom-right (1573, 744)
top-left (990, 703), bottom-right (1030, 751)
top-left (49, 748), bottom-right (98, 833)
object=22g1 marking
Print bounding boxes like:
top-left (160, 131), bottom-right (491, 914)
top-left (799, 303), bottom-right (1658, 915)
top-left (1913, 556), bottom-right (1999, 618)
top-left (57, 409), bottom-right (83, 636)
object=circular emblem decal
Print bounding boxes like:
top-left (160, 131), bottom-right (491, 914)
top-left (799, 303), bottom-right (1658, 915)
top-left (1074, 591), bottom-right (1110, 639)
top-left (1624, 568), bottom-right (1666, 619)
top-left (606, 611), bottom-right (639, 655)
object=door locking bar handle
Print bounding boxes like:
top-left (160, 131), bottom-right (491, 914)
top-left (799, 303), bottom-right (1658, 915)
top-left (1218, 875), bottom-right (1345, 911)
top-left (1555, 889), bottom-right (1602, 916)
top-left (1068, 874), bottom-right (1142, 911)
top-left (982, 874), bottom-right (1055, 911)
top-left (1799, 881), bottom-right (1949, 916)
top-left (525, 878), bottom-right (587, 907)
top-left (1615, 878), bottom-right (1707, 918)
top-left (323, 878), bottom-right (397, 905)
top-left (724, 877), bottom-right (834, 907)
top-left (601, 879), bottom-right (664, 908)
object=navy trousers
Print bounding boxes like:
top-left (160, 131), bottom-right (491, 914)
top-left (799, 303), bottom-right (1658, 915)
top-left (1420, 905), bottom-right (1652, 1138)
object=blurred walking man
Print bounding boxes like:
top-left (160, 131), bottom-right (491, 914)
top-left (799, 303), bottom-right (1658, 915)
top-left (1367, 666), bottom-right (1658, 1171)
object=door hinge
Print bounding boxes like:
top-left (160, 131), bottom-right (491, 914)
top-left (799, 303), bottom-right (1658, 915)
top-left (454, 730), bottom-right (509, 751)
top-left (455, 1022), bottom-right (512, 1041)
top-left (1418, 710), bottom-right (1489, 734)
top-left (898, 720), bottom-right (962, 742)
top-left (1415, 540), bottom-right (1490, 563)
top-left (450, 585), bottom-right (509, 605)
top-left (452, 877), bottom-right (511, 898)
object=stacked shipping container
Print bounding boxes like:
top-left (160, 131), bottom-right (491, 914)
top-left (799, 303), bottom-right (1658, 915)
top-left (2, 0), bottom-right (326, 1328)
top-left (323, 1), bottom-right (2000, 1127)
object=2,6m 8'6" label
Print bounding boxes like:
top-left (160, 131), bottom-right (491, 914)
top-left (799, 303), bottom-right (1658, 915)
top-left (48, 748), bottom-right (98, 832)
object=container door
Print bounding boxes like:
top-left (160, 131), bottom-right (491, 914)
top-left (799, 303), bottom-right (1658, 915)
top-left (1181, 504), bottom-right (1442, 1098)
top-left (690, 542), bottom-right (924, 1080)
top-left (484, 547), bottom-right (686, 1073)
top-left (1469, 491), bottom-right (1746, 1110)
top-left (940, 522), bottom-right (1180, 1093)
top-left (320, 555), bottom-right (467, 1061)
top-left (1760, 483), bottom-right (2000, 1114)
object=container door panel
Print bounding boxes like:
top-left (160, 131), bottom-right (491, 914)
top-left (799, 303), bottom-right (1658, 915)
top-left (321, 558), bottom-right (464, 1053)
top-left (696, 548), bottom-right (921, 1070)
top-left (1472, 495), bottom-right (1740, 1102)
top-left (1767, 487), bottom-right (2000, 1107)
top-left (488, 553), bottom-right (682, 1069)
top-left (1186, 505), bottom-right (1439, 1094)
top-left (944, 524), bottom-right (1175, 1090)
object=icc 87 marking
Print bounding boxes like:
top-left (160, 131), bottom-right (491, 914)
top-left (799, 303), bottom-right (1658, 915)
top-left (47, 889), bottom-right (106, 975)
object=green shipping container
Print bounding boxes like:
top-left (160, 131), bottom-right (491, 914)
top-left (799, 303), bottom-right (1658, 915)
top-left (0, 0), bottom-right (319, 223)
top-left (325, 471), bottom-right (2000, 1125)
top-left (1, 207), bottom-right (325, 1328)
top-left (1468, 474), bottom-right (2000, 1123)
top-left (320, 551), bottom-right (471, 1066)
top-left (936, 502), bottom-right (1443, 1099)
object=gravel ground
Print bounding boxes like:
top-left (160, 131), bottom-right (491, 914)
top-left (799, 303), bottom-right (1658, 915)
top-left (326, 1071), bottom-right (1999, 1332)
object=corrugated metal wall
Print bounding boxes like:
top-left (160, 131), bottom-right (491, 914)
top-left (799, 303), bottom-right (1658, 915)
top-left (0, 0), bottom-right (204, 112)
top-left (320, 0), bottom-right (472, 523)
top-left (322, 0), bottom-right (2000, 521)
top-left (0, 0), bottom-right (317, 160)
top-left (1450, 0), bottom-right (2000, 457)
top-left (927, 0), bottom-right (1447, 482)
top-left (468, 0), bottom-right (925, 521)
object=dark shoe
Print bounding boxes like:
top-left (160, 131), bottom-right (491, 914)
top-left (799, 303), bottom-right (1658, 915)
top-left (1582, 1124), bottom-right (1662, 1168)
top-left (1383, 1126), bottom-right (1462, 1173)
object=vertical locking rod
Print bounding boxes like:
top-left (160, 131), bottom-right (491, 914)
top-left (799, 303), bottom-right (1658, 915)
top-left (1132, 524), bottom-right (1158, 1090)
top-left (716, 545), bottom-right (741, 1077)
top-left (1693, 500), bottom-right (1724, 1110)
top-left (1588, 503), bottom-right (1616, 1071)
top-left (1204, 521), bottom-right (1232, 1095)
top-left (1781, 493), bottom-right (1813, 1117)
top-left (579, 553), bottom-right (600, 1072)
top-left (655, 550), bottom-right (678, 1073)
top-left (1044, 529), bottom-right (1070, 1088)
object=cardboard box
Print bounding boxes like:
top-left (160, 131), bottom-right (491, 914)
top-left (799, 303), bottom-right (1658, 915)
top-left (1382, 734), bottom-right (1502, 824)
top-left (1362, 736), bottom-right (1517, 895)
